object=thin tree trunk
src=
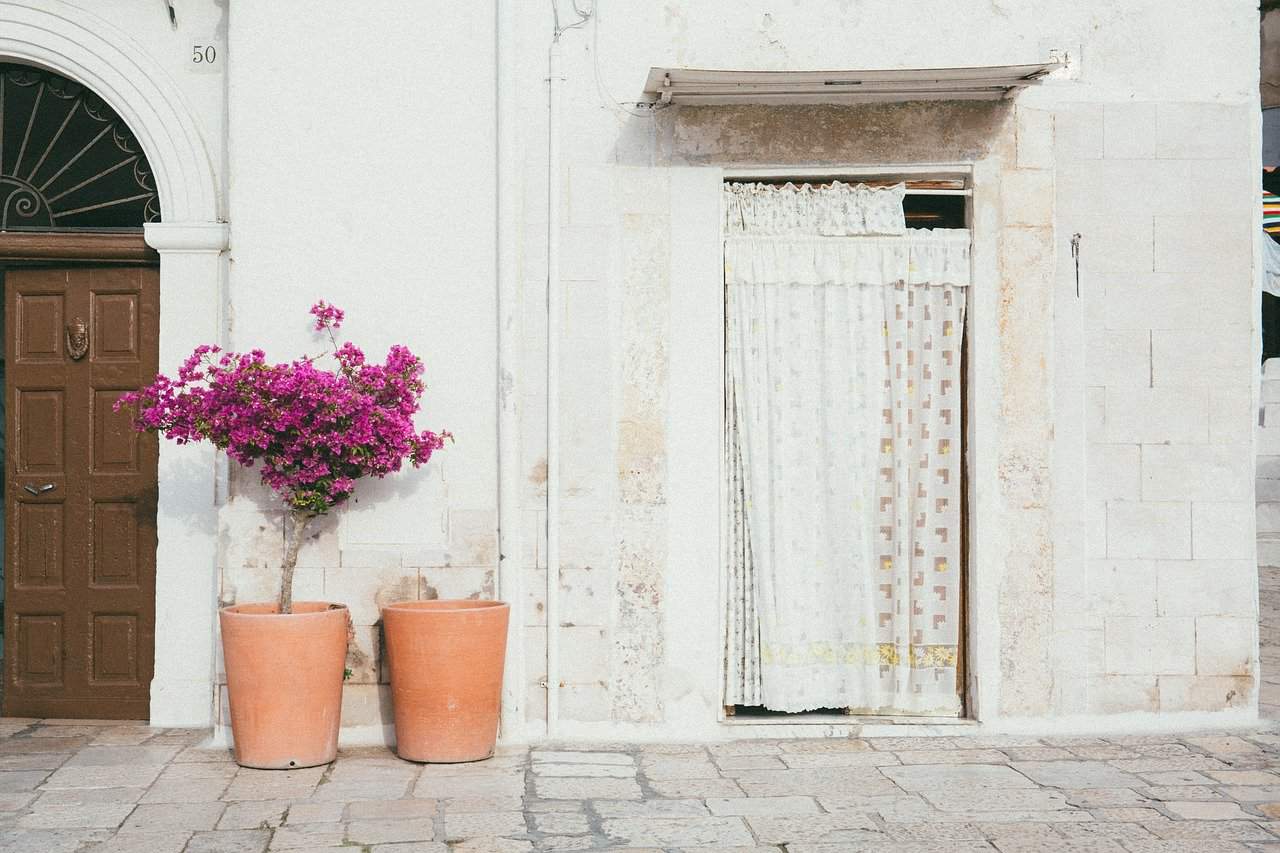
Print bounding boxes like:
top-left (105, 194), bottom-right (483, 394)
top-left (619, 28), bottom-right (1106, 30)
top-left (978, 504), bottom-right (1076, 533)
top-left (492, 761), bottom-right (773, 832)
top-left (278, 510), bottom-right (313, 615)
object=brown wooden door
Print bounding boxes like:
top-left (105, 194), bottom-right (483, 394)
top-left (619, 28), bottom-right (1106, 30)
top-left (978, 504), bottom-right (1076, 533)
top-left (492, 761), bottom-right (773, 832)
top-left (2, 266), bottom-right (159, 719)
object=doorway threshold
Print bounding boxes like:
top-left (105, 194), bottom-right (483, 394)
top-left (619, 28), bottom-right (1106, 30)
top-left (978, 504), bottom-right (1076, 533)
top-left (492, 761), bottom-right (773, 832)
top-left (722, 713), bottom-right (976, 726)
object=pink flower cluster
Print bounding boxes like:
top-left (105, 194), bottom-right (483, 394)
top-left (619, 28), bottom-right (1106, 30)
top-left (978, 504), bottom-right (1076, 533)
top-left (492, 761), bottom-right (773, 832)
top-left (118, 302), bottom-right (449, 515)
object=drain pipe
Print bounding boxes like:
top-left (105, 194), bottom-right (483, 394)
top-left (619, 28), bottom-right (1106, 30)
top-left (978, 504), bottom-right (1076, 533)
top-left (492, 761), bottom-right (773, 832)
top-left (496, 0), bottom-right (524, 740)
top-left (545, 32), bottom-right (565, 738)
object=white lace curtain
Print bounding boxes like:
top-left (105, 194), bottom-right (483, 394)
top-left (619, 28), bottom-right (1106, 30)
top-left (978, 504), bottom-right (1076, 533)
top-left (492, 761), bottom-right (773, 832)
top-left (723, 181), bottom-right (968, 715)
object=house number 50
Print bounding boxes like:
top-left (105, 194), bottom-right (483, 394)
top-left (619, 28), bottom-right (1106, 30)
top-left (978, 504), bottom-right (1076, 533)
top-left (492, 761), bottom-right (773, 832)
top-left (190, 42), bottom-right (220, 73)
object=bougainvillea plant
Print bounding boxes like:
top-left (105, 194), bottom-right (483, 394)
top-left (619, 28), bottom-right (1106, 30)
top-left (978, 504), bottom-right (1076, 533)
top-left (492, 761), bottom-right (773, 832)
top-left (117, 301), bottom-right (449, 614)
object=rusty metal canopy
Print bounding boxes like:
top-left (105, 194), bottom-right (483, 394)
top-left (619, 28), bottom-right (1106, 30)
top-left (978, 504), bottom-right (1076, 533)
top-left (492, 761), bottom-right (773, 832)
top-left (642, 61), bottom-right (1063, 105)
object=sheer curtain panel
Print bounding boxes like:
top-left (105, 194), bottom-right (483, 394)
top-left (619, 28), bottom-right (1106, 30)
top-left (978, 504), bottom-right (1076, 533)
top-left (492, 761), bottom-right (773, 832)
top-left (723, 181), bottom-right (968, 715)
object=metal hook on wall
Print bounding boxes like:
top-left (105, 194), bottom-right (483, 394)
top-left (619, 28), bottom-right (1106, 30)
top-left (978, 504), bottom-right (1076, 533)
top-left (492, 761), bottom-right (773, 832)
top-left (1070, 233), bottom-right (1082, 299)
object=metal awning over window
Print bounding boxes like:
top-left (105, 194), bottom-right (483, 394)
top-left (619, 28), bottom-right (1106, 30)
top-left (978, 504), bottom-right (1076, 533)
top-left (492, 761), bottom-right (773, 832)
top-left (642, 61), bottom-right (1062, 105)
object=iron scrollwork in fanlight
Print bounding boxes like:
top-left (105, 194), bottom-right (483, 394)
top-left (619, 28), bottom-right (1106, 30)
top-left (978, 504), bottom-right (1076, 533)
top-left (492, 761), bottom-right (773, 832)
top-left (0, 63), bottom-right (160, 230)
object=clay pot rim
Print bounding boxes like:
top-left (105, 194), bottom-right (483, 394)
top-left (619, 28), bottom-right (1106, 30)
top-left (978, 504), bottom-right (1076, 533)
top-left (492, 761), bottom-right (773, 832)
top-left (221, 602), bottom-right (349, 618)
top-left (382, 599), bottom-right (509, 614)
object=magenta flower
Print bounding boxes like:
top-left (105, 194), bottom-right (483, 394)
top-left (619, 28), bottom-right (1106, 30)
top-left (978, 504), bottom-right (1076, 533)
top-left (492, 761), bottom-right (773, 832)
top-left (116, 302), bottom-right (449, 613)
top-left (309, 299), bottom-right (345, 332)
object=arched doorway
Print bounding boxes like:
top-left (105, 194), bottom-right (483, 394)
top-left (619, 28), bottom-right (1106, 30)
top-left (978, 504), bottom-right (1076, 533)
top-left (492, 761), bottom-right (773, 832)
top-left (0, 62), bottom-right (160, 719)
top-left (0, 0), bottom-right (226, 728)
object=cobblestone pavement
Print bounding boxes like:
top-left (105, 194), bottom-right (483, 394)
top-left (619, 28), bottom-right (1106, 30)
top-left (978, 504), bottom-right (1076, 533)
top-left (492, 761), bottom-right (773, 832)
top-left (7, 721), bottom-right (1280, 851)
top-left (1262, 564), bottom-right (1280, 719)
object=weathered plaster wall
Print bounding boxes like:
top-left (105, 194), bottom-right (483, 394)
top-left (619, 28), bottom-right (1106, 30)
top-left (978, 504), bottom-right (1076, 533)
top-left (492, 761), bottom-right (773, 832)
top-left (220, 1), bottom-right (500, 738)
top-left (45, 0), bottom-right (1258, 740)
top-left (514, 0), bottom-right (1261, 738)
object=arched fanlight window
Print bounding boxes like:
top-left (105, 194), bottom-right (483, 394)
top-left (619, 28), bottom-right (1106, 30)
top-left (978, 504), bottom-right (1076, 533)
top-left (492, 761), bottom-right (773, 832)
top-left (0, 63), bottom-right (159, 230)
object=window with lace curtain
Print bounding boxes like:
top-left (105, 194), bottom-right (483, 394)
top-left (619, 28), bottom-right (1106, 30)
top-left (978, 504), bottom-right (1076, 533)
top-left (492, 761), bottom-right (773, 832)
top-left (722, 177), bottom-right (969, 717)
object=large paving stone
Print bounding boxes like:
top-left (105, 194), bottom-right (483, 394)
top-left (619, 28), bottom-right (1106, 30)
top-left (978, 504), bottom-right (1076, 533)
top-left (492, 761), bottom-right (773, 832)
top-left (591, 798), bottom-right (710, 818)
top-left (645, 777), bottom-right (745, 798)
top-left (347, 799), bottom-right (438, 820)
top-left (347, 816), bottom-right (441, 844)
top-left (531, 763), bottom-right (635, 777)
top-left (601, 816), bottom-right (756, 846)
top-left (883, 763), bottom-right (1036, 791)
top-left (0, 828), bottom-right (113, 853)
top-left (922, 788), bottom-right (1074, 812)
top-left (265, 822), bottom-right (346, 850)
top-left (896, 749), bottom-right (1012, 765)
top-left (441, 811), bottom-right (527, 841)
top-left (531, 751), bottom-right (633, 765)
top-left (744, 813), bottom-right (883, 845)
top-left (1162, 801), bottom-right (1253, 820)
top-left (732, 768), bottom-right (899, 797)
top-left (778, 751), bottom-right (901, 768)
top-left (705, 795), bottom-right (819, 816)
top-left (1010, 761), bottom-right (1144, 789)
top-left (215, 799), bottom-right (292, 829)
top-left (16, 803), bottom-right (133, 828)
top-left (0, 770), bottom-right (51, 792)
top-left (41, 764), bottom-right (162, 789)
top-left (639, 758), bottom-right (723, 779)
top-left (414, 770), bottom-right (525, 799)
top-left (185, 829), bottom-right (270, 853)
top-left (534, 776), bottom-right (642, 800)
top-left (530, 811), bottom-right (590, 834)
top-left (64, 746), bottom-right (180, 767)
top-left (221, 767), bottom-right (325, 801)
top-left (79, 831), bottom-right (192, 853)
top-left (120, 802), bottom-right (226, 833)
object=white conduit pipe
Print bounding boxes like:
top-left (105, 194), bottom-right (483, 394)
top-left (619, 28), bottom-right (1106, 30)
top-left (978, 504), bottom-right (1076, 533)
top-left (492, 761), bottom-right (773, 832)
top-left (495, 0), bottom-right (524, 741)
top-left (545, 34), bottom-right (565, 737)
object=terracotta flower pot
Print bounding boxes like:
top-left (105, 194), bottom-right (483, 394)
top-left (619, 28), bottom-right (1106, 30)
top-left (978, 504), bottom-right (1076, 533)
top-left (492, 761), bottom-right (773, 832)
top-left (219, 602), bottom-right (349, 769)
top-left (382, 600), bottom-right (510, 763)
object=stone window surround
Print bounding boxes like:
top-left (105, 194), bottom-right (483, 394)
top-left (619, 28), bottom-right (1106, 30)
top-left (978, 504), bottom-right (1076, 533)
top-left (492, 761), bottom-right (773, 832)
top-left (650, 101), bottom-right (1063, 733)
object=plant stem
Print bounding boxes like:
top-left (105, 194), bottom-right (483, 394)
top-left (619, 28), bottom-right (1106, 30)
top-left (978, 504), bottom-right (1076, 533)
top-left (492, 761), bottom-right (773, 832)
top-left (279, 509), bottom-right (313, 615)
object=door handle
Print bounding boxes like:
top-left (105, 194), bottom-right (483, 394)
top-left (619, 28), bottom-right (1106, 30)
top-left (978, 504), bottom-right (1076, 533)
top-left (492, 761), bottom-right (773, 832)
top-left (22, 483), bottom-right (55, 495)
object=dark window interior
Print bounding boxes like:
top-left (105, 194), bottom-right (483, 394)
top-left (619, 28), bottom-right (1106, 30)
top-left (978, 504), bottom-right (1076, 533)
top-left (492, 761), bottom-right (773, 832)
top-left (0, 63), bottom-right (159, 230)
top-left (904, 193), bottom-right (966, 229)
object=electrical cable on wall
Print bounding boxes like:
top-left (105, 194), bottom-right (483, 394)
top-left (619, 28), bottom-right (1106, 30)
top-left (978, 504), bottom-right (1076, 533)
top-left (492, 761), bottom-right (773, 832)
top-left (551, 0), bottom-right (590, 38)
top-left (1071, 233), bottom-right (1081, 298)
top-left (552, 0), bottom-right (671, 118)
top-left (590, 1), bottom-right (671, 117)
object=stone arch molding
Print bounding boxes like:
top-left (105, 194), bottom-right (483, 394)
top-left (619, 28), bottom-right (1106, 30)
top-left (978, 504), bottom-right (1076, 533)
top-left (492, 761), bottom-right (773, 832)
top-left (0, 0), bottom-right (219, 224)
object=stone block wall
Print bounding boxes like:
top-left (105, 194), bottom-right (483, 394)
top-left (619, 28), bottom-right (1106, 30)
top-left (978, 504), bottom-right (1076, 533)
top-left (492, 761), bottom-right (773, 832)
top-left (1051, 99), bottom-right (1258, 716)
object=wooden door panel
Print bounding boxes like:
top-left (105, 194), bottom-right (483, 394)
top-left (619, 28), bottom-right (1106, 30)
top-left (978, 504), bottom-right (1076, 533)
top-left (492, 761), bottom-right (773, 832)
top-left (91, 614), bottom-right (139, 684)
top-left (90, 292), bottom-right (140, 362)
top-left (14, 614), bottom-right (62, 686)
top-left (91, 502), bottom-right (139, 588)
top-left (14, 390), bottom-right (65, 473)
top-left (93, 390), bottom-right (141, 474)
top-left (3, 266), bottom-right (158, 720)
top-left (14, 502), bottom-right (64, 589)
top-left (14, 293), bottom-right (64, 363)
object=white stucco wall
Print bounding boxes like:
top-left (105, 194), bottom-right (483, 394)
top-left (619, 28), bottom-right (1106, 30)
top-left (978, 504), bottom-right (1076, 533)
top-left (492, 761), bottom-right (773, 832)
top-left (219, 1), bottom-right (500, 740)
top-left (3, 0), bottom-right (1260, 741)
top-left (512, 0), bottom-right (1261, 739)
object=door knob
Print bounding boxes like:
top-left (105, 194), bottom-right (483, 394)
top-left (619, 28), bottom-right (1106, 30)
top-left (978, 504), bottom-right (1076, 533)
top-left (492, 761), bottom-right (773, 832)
top-left (22, 483), bottom-right (55, 495)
